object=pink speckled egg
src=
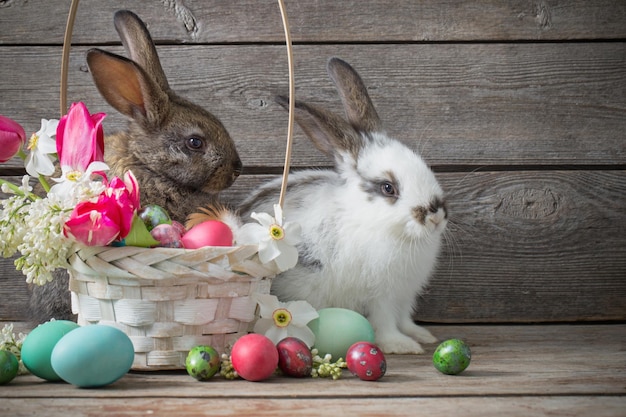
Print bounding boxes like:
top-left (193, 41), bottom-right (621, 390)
top-left (170, 221), bottom-right (187, 237)
top-left (181, 220), bottom-right (233, 249)
top-left (150, 223), bottom-right (183, 248)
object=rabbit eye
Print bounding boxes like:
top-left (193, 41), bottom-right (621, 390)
top-left (380, 182), bottom-right (398, 197)
top-left (186, 136), bottom-right (205, 151)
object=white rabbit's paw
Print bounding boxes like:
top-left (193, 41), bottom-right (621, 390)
top-left (401, 323), bottom-right (438, 344)
top-left (376, 333), bottom-right (425, 354)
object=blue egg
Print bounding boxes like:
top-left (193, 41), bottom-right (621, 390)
top-left (51, 325), bottom-right (134, 387)
top-left (308, 308), bottom-right (375, 360)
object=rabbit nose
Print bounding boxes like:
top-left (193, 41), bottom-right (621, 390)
top-left (428, 210), bottom-right (446, 227)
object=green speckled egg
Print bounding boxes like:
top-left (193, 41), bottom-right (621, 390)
top-left (0, 350), bottom-right (19, 385)
top-left (138, 204), bottom-right (171, 231)
top-left (185, 345), bottom-right (220, 381)
top-left (433, 339), bottom-right (471, 375)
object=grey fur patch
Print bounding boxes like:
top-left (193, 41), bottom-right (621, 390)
top-left (413, 197), bottom-right (447, 224)
top-left (359, 170), bottom-right (400, 204)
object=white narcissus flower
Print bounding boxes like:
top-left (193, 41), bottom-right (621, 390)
top-left (49, 160), bottom-right (110, 199)
top-left (25, 118), bottom-right (59, 177)
top-left (253, 294), bottom-right (319, 347)
top-left (237, 204), bottom-right (302, 272)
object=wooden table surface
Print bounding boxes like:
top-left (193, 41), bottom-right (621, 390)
top-left (1, 324), bottom-right (624, 416)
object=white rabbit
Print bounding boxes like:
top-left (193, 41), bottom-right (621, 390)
top-left (238, 58), bottom-right (448, 354)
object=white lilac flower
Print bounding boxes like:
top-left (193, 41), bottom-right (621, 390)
top-left (1, 323), bottom-right (28, 375)
top-left (15, 193), bottom-right (75, 285)
top-left (237, 204), bottom-right (302, 272)
top-left (0, 176), bottom-right (33, 258)
top-left (253, 293), bottom-right (318, 347)
top-left (25, 118), bottom-right (59, 177)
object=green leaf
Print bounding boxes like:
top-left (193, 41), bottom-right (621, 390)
top-left (124, 214), bottom-right (160, 247)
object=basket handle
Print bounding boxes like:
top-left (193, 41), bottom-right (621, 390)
top-left (60, 0), bottom-right (80, 117)
top-left (276, 0), bottom-right (295, 209)
top-left (60, 0), bottom-right (295, 209)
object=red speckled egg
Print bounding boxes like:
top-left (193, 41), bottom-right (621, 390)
top-left (181, 220), bottom-right (233, 249)
top-left (346, 341), bottom-right (386, 381)
top-left (277, 337), bottom-right (313, 378)
top-left (230, 334), bottom-right (278, 382)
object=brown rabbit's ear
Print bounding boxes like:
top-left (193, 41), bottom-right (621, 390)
top-left (86, 48), bottom-right (168, 124)
top-left (113, 10), bottom-right (170, 92)
top-left (326, 57), bottom-right (383, 134)
top-left (275, 95), bottom-right (362, 162)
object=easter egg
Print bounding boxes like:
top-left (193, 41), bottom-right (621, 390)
top-left (0, 350), bottom-right (19, 385)
top-left (138, 204), bottom-right (171, 231)
top-left (21, 320), bottom-right (80, 381)
top-left (171, 220), bottom-right (187, 236)
top-left (181, 220), bottom-right (233, 249)
top-left (346, 341), bottom-right (386, 381)
top-left (308, 308), bottom-right (375, 360)
top-left (185, 345), bottom-right (221, 381)
top-left (433, 338), bottom-right (472, 375)
top-left (151, 223), bottom-right (183, 248)
top-left (51, 324), bottom-right (134, 387)
top-left (230, 334), bottom-right (278, 382)
top-left (277, 337), bottom-right (313, 378)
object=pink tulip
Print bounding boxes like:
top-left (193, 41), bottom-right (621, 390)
top-left (123, 170), bottom-right (140, 211)
top-left (102, 174), bottom-right (138, 238)
top-left (0, 115), bottom-right (26, 163)
top-left (64, 198), bottom-right (124, 246)
top-left (56, 102), bottom-right (105, 171)
top-left (64, 171), bottom-right (140, 246)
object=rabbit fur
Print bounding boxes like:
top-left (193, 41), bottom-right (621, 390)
top-left (237, 58), bottom-right (448, 354)
top-left (28, 10), bottom-right (241, 323)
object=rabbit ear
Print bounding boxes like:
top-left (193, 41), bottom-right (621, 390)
top-left (326, 57), bottom-right (383, 134)
top-left (86, 48), bottom-right (168, 124)
top-left (113, 10), bottom-right (169, 92)
top-left (276, 95), bottom-right (362, 162)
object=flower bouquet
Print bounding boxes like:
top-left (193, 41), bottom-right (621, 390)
top-left (0, 103), bottom-right (300, 370)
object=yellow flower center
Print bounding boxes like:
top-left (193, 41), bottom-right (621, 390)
top-left (272, 308), bottom-right (292, 328)
top-left (27, 133), bottom-right (39, 151)
top-left (66, 170), bottom-right (82, 182)
top-left (269, 224), bottom-right (285, 241)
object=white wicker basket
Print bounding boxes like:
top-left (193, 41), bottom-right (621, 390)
top-left (67, 244), bottom-right (277, 370)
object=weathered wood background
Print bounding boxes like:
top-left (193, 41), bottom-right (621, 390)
top-left (1, 0), bottom-right (625, 324)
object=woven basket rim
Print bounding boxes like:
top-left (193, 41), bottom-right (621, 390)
top-left (67, 243), bottom-right (279, 280)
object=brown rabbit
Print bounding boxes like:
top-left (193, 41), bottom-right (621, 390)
top-left (29, 10), bottom-right (241, 323)
top-left (86, 9), bottom-right (242, 222)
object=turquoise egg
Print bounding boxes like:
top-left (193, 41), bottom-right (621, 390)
top-left (51, 325), bottom-right (135, 387)
top-left (21, 320), bottom-right (80, 381)
top-left (308, 308), bottom-right (375, 360)
top-left (433, 338), bottom-right (472, 375)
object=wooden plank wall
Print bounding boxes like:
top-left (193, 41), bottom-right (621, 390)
top-left (1, 0), bottom-right (625, 324)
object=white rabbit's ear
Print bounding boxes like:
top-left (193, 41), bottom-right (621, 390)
top-left (86, 49), bottom-right (168, 125)
top-left (113, 10), bottom-right (170, 92)
top-left (276, 95), bottom-right (362, 162)
top-left (327, 57), bottom-right (383, 134)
